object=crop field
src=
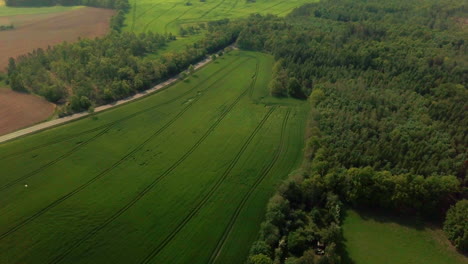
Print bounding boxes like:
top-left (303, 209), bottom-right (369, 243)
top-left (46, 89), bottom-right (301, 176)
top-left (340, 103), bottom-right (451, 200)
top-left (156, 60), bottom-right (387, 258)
top-left (0, 51), bottom-right (308, 264)
top-left (0, 7), bottom-right (114, 71)
top-left (126, 0), bottom-right (315, 34)
top-left (0, 89), bottom-right (55, 136)
top-left (342, 210), bottom-right (468, 264)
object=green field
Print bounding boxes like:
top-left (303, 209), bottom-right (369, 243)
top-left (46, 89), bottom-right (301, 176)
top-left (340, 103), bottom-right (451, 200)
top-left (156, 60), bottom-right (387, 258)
top-left (0, 51), bottom-right (307, 263)
top-left (125, 0), bottom-right (314, 34)
top-left (342, 210), bottom-right (468, 264)
top-left (0, 2), bottom-right (81, 16)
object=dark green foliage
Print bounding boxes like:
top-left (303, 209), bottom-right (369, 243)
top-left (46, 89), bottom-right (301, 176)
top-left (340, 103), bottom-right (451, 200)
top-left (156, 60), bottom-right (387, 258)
top-left (444, 200), bottom-right (468, 253)
top-left (0, 24), bottom-right (14, 31)
top-left (247, 0), bottom-right (467, 261)
top-left (247, 254), bottom-right (273, 264)
top-left (7, 22), bottom-right (238, 114)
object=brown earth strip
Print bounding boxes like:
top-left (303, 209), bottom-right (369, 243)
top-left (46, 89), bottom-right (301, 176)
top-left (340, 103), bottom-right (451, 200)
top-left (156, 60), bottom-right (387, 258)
top-left (0, 7), bottom-right (115, 71)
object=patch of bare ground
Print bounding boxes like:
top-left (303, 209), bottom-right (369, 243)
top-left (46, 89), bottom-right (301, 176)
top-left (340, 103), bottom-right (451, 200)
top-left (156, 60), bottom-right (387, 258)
top-left (0, 88), bottom-right (55, 136)
top-left (0, 7), bottom-right (115, 71)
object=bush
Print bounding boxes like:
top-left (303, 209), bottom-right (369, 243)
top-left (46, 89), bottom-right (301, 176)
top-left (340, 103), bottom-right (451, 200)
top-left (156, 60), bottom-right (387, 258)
top-left (444, 200), bottom-right (468, 252)
top-left (247, 254), bottom-right (273, 264)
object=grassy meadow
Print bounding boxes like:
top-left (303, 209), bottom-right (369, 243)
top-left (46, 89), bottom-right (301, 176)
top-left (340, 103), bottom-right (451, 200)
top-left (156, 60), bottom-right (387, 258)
top-left (125, 0), bottom-right (315, 34)
top-left (342, 210), bottom-right (468, 264)
top-left (0, 50), bottom-right (308, 264)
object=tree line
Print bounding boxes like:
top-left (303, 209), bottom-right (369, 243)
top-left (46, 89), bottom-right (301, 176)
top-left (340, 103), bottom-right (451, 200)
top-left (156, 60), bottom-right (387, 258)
top-left (6, 22), bottom-right (239, 115)
top-left (237, 0), bottom-right (467, 263)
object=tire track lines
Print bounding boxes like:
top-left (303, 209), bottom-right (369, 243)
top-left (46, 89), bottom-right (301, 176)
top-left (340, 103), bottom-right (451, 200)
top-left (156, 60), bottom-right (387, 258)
top-left (249, 59), bottom-right (260, 98)
top-left (0, 126), bottom-right (113, 192)
top-left (143, 3), bottom-right (178, 32)
top-left (51, 80), bottom-right (251, 264)
top-left (140, 106), bottom-right (277, 264)
top-left (164, 4), bottom-right (194, 33)
top-left (0, 125), bottom-right (110, 161)
top-left (259, 0), bottom-right (288, 13)
top-left (0, 58), bottom-right (250, 242)
top-left (208, 109), bottom-right (291, 264)
top-left (0, 96), bottom-right (199, 242)
top-left (0, 57), bottom-right (245, 161)
top-left (131, 0), bottom-right (137, 32)
top-left (199, 0), bottom-right (227, 19)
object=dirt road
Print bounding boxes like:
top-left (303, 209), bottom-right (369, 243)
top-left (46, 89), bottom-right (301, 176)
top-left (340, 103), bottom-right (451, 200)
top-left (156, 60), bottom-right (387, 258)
top-left (0, 56), bottom-right (213, 144)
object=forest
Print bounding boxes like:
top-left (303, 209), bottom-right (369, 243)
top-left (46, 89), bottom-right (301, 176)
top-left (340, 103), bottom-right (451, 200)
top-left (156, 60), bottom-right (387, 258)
top-left (236, 0), bottom-right (467, 263)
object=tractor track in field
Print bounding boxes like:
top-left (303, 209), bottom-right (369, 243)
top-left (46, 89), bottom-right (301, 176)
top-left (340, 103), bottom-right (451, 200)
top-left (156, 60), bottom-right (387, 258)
top-left (0, 58), bottom-right (250, 243)
top-left (131, 0), bottom-right (137, 31)
top-left (249, 60), bottom-right (260, 98)
top-left (0, 125), bottom-right (110, 161)
top-left (199, 0), bottom-right (228, 19)
top-left (0, 126), bottom-right (113, 192)
top-left (142, 3), bottom-right (177, 32)
top-left (51, 76), bottom-right (253, 264)
top-left (0, 97), bottom-right (198, 242)
top-left (0, 56), bottom-right (245, 162)
top-left (164, 4), bottom-right (194, 33)
top-left (139, 63), bottom-right (266, 264)
top-left (208, 109), bottom-right (291, 264)
top-left (259, 0), bottom-right (288, 13)
top-left (140, 106), bottom-right (277, 264)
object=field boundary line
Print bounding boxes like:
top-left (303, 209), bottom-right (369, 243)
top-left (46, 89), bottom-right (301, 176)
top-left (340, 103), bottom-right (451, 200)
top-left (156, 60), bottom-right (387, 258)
top-left (51, 71), bottom-right (252, 264)
top-left (140, 106), bottom-right (277, 264)
top-left (208, 108), bottom-right (291, 264)
top-left (0, 51), bottom-right (219, 145)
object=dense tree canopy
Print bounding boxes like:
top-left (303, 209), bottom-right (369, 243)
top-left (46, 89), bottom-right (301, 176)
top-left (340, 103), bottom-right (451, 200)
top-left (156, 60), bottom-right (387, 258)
top-left (244, 0), bottom-right (467, 262)
top-left (444, 200), bottom-right (468, 252)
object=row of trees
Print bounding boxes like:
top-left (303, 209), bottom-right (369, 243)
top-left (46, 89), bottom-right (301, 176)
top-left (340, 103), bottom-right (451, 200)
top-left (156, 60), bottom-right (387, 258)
top-left (7, 22), bottom-right (240, 114)
top-left (241, 0), bottom-right (467, 262)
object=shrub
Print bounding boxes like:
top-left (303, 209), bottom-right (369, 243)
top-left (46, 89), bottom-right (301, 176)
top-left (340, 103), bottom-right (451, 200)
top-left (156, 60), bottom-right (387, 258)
top-left (444, 200), bottom-right (468, 252)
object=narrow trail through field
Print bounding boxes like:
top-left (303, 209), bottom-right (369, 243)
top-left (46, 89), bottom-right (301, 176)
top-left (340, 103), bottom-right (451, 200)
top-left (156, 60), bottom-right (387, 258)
top-left (0, 55), bottom-right (214, 144)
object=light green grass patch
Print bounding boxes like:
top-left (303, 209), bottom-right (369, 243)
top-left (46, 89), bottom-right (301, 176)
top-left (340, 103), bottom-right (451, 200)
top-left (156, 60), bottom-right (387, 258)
top-left (342, 209), bottom-right (468, 264)
top-left (0, 5), bottom-right (81, 17)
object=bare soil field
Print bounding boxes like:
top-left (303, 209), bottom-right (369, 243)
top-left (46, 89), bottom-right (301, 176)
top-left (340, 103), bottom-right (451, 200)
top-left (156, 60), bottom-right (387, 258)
top-left (0, 88), bottom-right (55, 135)
top-left (0, 7), bottom-right (115, 71)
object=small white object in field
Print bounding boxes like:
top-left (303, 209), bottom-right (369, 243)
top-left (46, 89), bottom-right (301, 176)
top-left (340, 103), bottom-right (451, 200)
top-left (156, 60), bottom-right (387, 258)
top-left (24, 184), bottom-right (28, 188)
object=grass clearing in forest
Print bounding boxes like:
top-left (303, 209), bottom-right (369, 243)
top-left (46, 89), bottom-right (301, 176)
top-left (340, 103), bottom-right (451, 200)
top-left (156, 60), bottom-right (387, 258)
top-left (0, 51), bottom-right (308, 264)
top-left (342, 210), bottom-right (468, 264)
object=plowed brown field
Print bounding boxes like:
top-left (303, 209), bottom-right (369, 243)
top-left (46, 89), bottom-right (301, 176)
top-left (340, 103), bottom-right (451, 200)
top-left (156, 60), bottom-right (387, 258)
top-left (0, 88), bottom-right (55, 135)
top-left (0, 7), bottom-right (114, 71)
top-left (0, 7), bottom-right (114, 134)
